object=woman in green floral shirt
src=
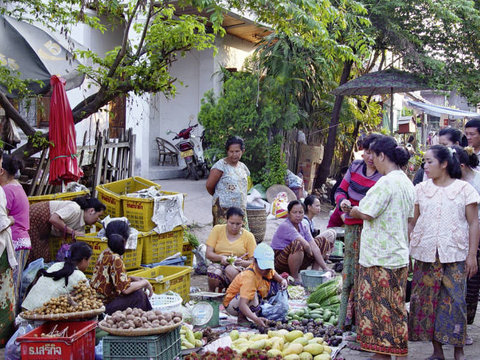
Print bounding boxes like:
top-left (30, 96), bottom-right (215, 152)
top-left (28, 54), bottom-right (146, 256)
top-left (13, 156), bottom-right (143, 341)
top-left (347, 135), bottom-right (415, 360)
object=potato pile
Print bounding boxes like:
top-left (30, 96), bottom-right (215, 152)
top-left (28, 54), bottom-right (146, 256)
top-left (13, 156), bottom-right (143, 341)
top-left (102, 307), bottom-right (183, 330)
top-left (23, 280), bottom-right (103, 316)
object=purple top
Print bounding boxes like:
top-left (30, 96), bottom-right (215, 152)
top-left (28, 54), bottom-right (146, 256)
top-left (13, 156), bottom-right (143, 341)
top-left (3, 183), bottom-right (30, 250)
top-left (271, 218), bottom-right (313, 250)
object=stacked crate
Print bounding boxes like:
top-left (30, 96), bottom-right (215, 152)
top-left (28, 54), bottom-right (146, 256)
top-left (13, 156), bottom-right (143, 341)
top-left (95, 177), bottom-right (191, 301)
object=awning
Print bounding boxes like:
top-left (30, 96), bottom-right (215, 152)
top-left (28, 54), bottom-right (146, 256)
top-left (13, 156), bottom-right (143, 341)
top-left (406, 100), bottom-right (480, 119)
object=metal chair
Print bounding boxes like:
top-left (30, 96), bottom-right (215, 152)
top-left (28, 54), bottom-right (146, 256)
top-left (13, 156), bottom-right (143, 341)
top-left (155, 137), bottom-right (179, 166)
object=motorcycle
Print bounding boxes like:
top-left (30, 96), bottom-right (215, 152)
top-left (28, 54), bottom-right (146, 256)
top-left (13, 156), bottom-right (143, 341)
top-left (171, 124), bottom-right (208, 180)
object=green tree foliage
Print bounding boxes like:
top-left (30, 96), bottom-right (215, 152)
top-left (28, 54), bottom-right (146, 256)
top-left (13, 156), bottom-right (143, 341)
top-left (0, 0), bottom-right (368, 157)
top-left (198, 71), bottom-right (297, 187)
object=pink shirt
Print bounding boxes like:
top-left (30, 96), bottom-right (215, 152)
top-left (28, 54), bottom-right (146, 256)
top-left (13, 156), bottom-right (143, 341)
top-left (3, 183), bottom-right (30, 250)
top-left (410, 179), bottom-right (480, 263)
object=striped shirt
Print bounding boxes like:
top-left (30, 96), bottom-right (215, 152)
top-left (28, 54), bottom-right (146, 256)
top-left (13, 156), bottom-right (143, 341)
top-left (334, 160), bottom-right (382, 225)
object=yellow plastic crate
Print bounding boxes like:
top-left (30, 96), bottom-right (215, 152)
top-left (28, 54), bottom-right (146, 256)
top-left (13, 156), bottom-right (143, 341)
top-left (182, 240), bottom-right (194, 267)
top-left (28, 190), bottom-right (90, 205)
top-left (48, 223), bottom-right (103, 261)
top-left (96, 177), bottom-right (161, 219)
top-left (129, 266), bottom-right (192, 302)
top-left (142, 226), bottom-right (184, 264)
top-left (122, 191), bottom-right (185, 232)
top-left (75, 232), bottom-right (144, 273)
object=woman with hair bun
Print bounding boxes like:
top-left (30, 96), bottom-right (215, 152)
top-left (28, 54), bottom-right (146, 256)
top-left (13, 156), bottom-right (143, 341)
top-left (0, 155), bottom-right (30, 313)
top-left (409, 145), bottom-right (480, 360)
top-left (28, 196), bottom-right (106, 263)
top-left (346, 135), bottom-right (415, 359)
top-left (91, 220), bottom-right (153, 315)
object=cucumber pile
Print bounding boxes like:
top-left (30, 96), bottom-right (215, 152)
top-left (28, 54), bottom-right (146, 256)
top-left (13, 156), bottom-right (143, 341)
top-left (286, 303), bottom-right (339, 327)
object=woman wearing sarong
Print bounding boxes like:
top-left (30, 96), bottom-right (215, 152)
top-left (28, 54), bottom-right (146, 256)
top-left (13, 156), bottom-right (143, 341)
top-left (271, 200), bottom-right (335, 285)
top-left (348, 135), bottom-right (414, 359)
top-left (206, 136), bottom-right (250, 227)
top-left (91, 221), bottom-right (153, 315)
top-left (409, 145), bottom-right (479, 360)
top-left (334, 133), bottom-right (382, 330)
top-left (206, 207), bottom-right (256, 292)
top-left (28, 196), bottom-right (105, 263)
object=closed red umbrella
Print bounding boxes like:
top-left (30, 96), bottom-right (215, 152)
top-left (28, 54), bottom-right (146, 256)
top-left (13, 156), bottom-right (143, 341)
top-left (48, 75), bottom-right (83, 185)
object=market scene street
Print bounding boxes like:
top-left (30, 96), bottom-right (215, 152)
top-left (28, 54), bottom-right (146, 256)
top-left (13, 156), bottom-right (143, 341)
top-left (2, 1), bottom-right (480, 360)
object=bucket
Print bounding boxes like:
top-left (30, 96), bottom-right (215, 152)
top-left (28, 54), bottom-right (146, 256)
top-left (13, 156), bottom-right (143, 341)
top-left (246, 206), bottom-right (267, 244)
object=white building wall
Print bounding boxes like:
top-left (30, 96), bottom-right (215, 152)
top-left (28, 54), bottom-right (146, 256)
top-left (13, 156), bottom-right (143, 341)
top-left (136, 33), bottom-right (256, 178)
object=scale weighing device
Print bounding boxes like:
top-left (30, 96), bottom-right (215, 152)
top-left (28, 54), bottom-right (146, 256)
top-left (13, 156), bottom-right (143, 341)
top-left (190, 292), bottom-right (224, 327)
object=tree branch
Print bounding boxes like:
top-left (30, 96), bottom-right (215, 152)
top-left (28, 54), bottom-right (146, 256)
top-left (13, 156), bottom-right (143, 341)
top-left (0, 92), bottom-right (36, 137)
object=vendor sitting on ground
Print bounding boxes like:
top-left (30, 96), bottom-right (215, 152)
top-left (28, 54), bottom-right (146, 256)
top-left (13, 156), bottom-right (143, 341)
top-left (91, 220), bottom-right (153, 315)
top-left (223, 243), bottom-right (288, 329)
top-left (206, 207), bottom-right (256, 292)
top-left (271, 200), bottom-right (335, 284)
top-left (22, 241), bottom-right (92, 311)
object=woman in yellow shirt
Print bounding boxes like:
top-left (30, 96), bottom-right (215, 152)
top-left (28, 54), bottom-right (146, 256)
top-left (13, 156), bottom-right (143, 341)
top-left (206, 207), bottom-right (256, 292)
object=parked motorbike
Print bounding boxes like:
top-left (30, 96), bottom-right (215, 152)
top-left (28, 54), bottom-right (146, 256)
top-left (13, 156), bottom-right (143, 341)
top-left (172, 124), bottom-right (208, 180)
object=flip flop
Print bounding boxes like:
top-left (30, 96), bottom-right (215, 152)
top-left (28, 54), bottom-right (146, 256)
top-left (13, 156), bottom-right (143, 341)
top-left (425, 357), bottom-right (445, 360)
top-left (346, 341), bottom-right (361, 350)
top-left (466, 335), bottom-right (473, 345)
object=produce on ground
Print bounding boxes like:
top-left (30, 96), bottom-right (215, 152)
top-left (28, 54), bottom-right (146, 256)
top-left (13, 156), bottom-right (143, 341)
top-left (263, 318), bottom-right (343, 347)
top-left (101, 308), bottom-right (182, 330)
top-left (225, 328), bottom-right (333, 358)
top-left (286, 302), bottom-right (340, 327)
top-left (181, 325), bottom-right (205, 349)
top-left (287, 285), bottom-right (306, 300)
top-left (22, 280), bottom-right (103, 315)
top-left (184, 346), bottom-right (282, 360)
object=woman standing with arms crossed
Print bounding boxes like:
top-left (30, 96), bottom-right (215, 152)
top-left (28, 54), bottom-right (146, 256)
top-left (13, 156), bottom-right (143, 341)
top-left (409, 145), bottom-right (479, 360)
top-left (334, 133), bottom-right (382, 331)
top-left (347, 135), bottom-right (415, 359)
top-left (206, 136), bottom-right (250, 227)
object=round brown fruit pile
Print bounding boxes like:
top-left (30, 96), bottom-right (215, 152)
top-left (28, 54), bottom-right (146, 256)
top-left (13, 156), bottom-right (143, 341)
top-left (102, 307), bottom-right (182, 330)
top-left (23, 280), bottom-right (103, 316)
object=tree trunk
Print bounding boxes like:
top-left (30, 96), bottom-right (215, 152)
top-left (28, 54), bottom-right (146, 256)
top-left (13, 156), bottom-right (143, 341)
top-left (313, 60), bottom-right (353, 189)
top-left (339, 120), bottom-right (360, 169)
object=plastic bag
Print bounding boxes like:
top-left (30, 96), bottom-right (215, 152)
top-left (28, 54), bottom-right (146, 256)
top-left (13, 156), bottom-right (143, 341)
top-left (5, 323), bottom-right (34, 360)
top-left (261, 290), bottom-right (289, 321)
top-left (271, 192), bottom-right (288, 219)
top-left (193, 244), bottom-right (209, 275)
top-left (20, 258), bottom-right (44, 302)
top-left (56, 243), bottom-right (71, 262)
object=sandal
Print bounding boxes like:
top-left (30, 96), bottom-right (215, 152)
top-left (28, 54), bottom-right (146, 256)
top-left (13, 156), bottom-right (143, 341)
top-left (346, 341), bottom-right (361, 351)
top-left (466, 335), bottom-right (473, 345)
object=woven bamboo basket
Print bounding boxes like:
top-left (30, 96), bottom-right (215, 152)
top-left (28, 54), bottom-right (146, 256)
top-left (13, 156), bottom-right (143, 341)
top-left (246, 206), bottom-right (267, 244)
